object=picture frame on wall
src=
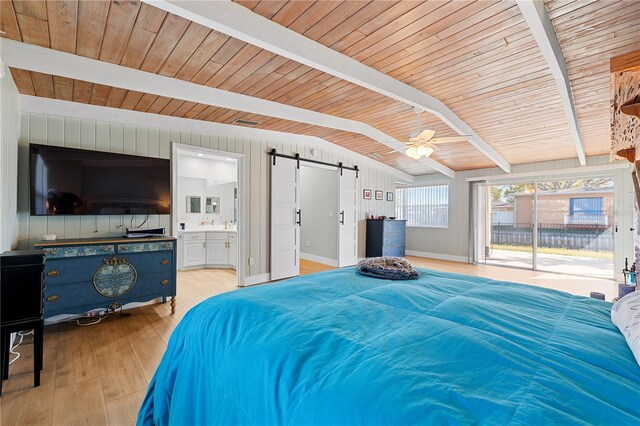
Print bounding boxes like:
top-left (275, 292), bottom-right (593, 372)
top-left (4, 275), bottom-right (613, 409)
top-left (375, 190), bottom-right (383, 201)
top-left (387, 192), bottom-right (394, 202)
top-left (363, 189), bottom-right (372, 200)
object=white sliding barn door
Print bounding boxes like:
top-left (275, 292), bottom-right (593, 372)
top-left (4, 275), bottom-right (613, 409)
top-left (338, 169), bottom-right (358, 267)
top-left (270, 157), bottom-right (300, 280)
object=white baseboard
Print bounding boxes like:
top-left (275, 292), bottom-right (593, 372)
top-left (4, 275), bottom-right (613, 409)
top-left (300, 252), bottom-right (339, 267)
top-left (405, 250), bottom-right (470, 263)
top-left (243, 273), bottom-right (271, 286)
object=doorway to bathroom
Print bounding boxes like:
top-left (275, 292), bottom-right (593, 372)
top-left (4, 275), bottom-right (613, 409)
top-left (172, 144), bottom-right (245, 287)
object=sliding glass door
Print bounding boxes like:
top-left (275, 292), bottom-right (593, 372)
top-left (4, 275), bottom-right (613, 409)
top-left (473, 177), bottom-right (614, 279)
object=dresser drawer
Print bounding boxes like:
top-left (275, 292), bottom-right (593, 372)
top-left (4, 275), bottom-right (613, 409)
top-left (41, 244), bottom-right (114, 259)
top-left (206, 232), bottom-right (229, 241)
top-left (124, 252), bottom-right (174, 275)
top-left (228, 233), bottom-right (237, 241)
top-left (44, 257), bottom-right (109, 286)
top-left (117, 241), bottom-right (174, 253)
top-left (181, 233), bottom-right (205, 242)
top-left (44, 271), bottom-right (173, 315)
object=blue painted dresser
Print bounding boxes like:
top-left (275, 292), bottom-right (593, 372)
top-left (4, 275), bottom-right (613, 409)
top-left (34, 237), bottom-right (177, 319)
top-left (365, 219), bottom-right (407, 257)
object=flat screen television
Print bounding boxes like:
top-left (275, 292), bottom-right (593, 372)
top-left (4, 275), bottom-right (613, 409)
top-left (30, 144), bottom-right (170, 216)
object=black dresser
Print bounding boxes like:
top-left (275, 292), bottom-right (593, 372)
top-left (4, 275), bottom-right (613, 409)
top-left (365, 219), bottom-right (407, 258)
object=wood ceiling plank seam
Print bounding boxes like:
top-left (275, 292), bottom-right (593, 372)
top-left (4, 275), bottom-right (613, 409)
top-left (204, 43), bottom-right (264, 88)
top-left (29, 70), bottom-right (55, 98)
top-left (251, 0), bottom-right (289, 20)
top-left (12, 0), bottom-right (47, 20)
top-left (89, 84), bottom-right (111, 106)
top-left (196, 105), bottom-right (221, 121)
top-left (226, 55), bottom-right (291, 93)
top-left (1, 0), bottom-right (22, 41)
top-left (9, 68), bottom-right (35, 95)
top-left (392, 22), bottom-right (531, 83)
top-left (170, 100), bottom-right (197, 117)
top-left (119, 91), bottom-right (144, 110)
top-left (349, 1), bottom-right (464, 63)
top-left (134, 2), bottom-right (168, 33)
top-left (133, 93), bottom-right (159, 112)
top-left (217, 49), bottom-right (277, 91)
top-left (52, 75), bottom-right (74, 101)
top-left (271, 78), bottom-right (358, 111)
top-left (300, 1), bottom-right (370, 42)
top-left (287, 1), bottom-right (343, 35)
top-left (182, 103), bottom-right (208, 119)
top-left (139, 13), bottom-right (191, 73)
top-left (550, 0), bottom-right (623, 26)
top-left (105, 87), bottom-right (127, 108)
top-left (71, 78), bottom-right (92, 104)
top-left (255, 68), bottom-right (326, 101)
top-left (315, 1), bottom-right (397, 47)
top-left (190, 61), bottom-right (225, 86)
top-left (545, 0), bottom-right (598, 19)
top-left (46, 0), bottom-right (78, 54)
top-left (75, 0), bottom-right (110, 59)
top-left (373, 6), bottom-right (523, 76)
top-left (553, 4), bottom-right (640, 39)
top-left (159, 98), bottom-right (186, 116)
top-left (269, 1), bottom-right (315, 27)
top-left (244, 64), bottom-right (316, 98)
top-left (363, 1), bottom-right (510, 71)
top-left (235, 1), bottom-right (261, 12)
top-left (15, 12), bottom-right (50, 47)
top-left (174, 30), bottom-right (231, 81)
top-left (157, 21), bottom-right (213, 77)
top-left (209, 37), bottom-right (247, 66)
top-left (146, 95), bottom-right (172, 114)
top-left (338, 1), bottom-right (449, 58)
top-left (119, 26), bottom-right (158, 69)
top-left (98, 0), bottom-right (141, 64)
top-left (560, 27), bottom-right (640, 60)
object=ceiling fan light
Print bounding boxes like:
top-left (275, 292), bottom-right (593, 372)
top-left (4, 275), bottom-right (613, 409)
top-left (416, 144), bottom-right (428, 157)
top-left (406, 146), bottom-right (418, 158)
top-left (423, 146), bottom-right (435, 158)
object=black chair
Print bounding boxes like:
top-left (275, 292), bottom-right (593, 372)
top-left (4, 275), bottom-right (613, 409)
top-left (0, 250), bottom-right (45, 397)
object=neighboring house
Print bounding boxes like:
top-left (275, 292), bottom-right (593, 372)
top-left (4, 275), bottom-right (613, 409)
top-left (511, 189), bottom-right (614, 228)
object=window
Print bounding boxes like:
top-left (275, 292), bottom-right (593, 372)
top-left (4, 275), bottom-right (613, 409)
top-left (570, 197), bottom-right (603, 216)
top-left (396, 185), bottom-right (449, 228)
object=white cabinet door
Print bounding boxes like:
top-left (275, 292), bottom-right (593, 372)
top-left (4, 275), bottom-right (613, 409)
top-left (184, 240), bottom-right (206, 267)
top-left (228, 240), bottom-right (237, 268)
top-left (270, 157), bottom-right (300, 280)
top-left (206, 240), bottom-right (228, 265)
top-left (338, 168), bottom-right (358, 267)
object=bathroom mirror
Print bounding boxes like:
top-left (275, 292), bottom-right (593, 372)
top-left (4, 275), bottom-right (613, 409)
top-left (187, 196), bottom-right (201, 213)
top-left (206, 197), bottom-right (220, 214)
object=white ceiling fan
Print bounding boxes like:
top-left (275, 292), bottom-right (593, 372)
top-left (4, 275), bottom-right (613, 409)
top-left (400, 107), bottom-right (472, 160)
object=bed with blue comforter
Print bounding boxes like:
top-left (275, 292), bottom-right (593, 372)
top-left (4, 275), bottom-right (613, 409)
top-left (138, 268), bottom-right (640, 425)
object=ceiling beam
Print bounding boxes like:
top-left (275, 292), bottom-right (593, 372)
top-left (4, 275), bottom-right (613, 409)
top-left (0, 39), bottom-right (454, 177)
top-left (19, 95), bottom-right (415, 183)
top-left (141, 0), bottom-right (510, 174)
top-left (517, 0), bottom-right (586, 166)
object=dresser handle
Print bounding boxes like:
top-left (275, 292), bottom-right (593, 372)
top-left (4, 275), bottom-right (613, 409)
top-left (47, 294), bottom-right (60, 302)
top-left (47, 269), bottom-right (60, 277)
top-left (161, 259), bottom-right (169, 265)
top-left (161, 279), bottom-right (170, 286)
top-left (102, 246), bottom-right (111, 252)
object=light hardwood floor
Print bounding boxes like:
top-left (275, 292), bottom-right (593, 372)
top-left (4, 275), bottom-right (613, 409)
top-left (0, 258), bottom-right (615, 425)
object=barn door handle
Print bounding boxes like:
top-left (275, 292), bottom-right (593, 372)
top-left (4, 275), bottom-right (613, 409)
top-left (340, 211), bottom-right (345, 225)
top-left (296, 209), bottom-right (301, 226)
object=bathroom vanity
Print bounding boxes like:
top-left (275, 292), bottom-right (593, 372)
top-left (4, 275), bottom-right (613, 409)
top-left (178, 228), bottom-right (237, 271)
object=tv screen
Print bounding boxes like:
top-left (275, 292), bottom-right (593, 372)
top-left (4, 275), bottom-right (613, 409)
top-left (30, 144), bottom-right (170, 216)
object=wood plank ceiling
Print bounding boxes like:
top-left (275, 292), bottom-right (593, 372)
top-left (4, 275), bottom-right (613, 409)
top-left (2, 0), bottom-right (639, 176)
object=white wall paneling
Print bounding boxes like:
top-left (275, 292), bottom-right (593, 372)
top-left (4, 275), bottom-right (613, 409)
top-left (17, 112), bottom-right (399, 284)
top-left (0, 64), bottom-right (20, 251)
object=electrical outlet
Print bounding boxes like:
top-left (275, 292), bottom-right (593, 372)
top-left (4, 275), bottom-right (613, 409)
top-left (328, 211), bottom-right (334, 218)
top-left (249, 257), bottom-right (255, 266)
top-left (307, 240), bottom-right (311, 247)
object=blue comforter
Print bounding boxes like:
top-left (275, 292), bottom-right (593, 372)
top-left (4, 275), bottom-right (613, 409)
top-left (138, 268), bottom-right (640, 425)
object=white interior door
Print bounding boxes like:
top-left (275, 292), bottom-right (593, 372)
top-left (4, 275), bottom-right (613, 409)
top-left (270, 157), bottom-right (300, 280)
top-left (338, 169), bottom-right (358, 267)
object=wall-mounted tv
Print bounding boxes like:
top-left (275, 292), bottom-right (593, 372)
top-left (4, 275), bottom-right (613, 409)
top-left (30, 144), bottom-right (170, 216)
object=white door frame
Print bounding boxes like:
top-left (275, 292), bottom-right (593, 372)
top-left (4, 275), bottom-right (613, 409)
top-left (171, 143), bottom-right (246, 287)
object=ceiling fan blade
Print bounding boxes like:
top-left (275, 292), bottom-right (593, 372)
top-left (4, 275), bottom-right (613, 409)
top-left (430, 136), bottom-right (472, 144)
top-left (416, 129), bottom-right (436, 141)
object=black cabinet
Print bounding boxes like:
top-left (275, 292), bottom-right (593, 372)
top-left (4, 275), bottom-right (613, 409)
top-left (365, 219), bottom-right (407, 258)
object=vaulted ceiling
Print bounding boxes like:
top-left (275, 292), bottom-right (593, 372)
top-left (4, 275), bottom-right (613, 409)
top-left (1, 0), bottom-right (639, 176)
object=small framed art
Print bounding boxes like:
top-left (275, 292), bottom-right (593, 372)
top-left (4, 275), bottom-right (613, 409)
top-left (375, 190), bottom-right (383, 200)
top-left (387, 192), bottom-right (394, 202)
top-left (363, 189), bottom-right (372, 200)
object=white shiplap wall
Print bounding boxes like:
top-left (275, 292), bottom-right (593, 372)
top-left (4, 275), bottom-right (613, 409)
top-left (405, 155), bottom-right (635, 276)
top-left (17, 113), bottom-right (399, 281)
top-left (0, 66), bottom-right (20, 251)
